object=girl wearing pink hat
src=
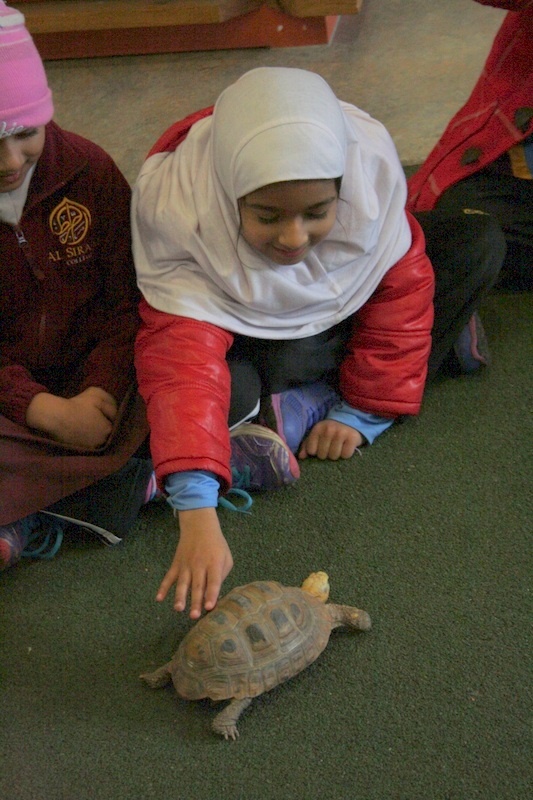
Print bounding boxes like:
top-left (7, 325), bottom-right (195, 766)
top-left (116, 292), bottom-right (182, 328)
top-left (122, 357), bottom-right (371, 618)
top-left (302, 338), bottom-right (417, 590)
top-left (0, 2), bottom-right (152, 569)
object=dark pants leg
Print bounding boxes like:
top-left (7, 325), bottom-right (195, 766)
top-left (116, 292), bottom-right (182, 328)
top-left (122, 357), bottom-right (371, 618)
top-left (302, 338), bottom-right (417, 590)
top-left (435, 171), bottom-right (533, 291)
top-left (227, 319), bottom-right (351, 427)
top-left (47, 455), bottom-right (154, 537)
top-left (227, 360), bottom-right (262, 429)
top-left (415, 209), bottom-right (506, 378)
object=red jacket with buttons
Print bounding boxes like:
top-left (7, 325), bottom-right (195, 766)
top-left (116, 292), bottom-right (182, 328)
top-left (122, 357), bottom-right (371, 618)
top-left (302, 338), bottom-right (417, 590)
top-left (136, 111), bottom-right (434, 491)
top-left (407, 1), bottom-right (533, 211)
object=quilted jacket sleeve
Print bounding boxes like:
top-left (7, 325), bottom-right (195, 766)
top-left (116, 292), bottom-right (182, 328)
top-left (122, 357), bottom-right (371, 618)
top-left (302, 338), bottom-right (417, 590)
top-left (474, 1), bottom-right (532, 9)
top-left (339, 212), bottom-right (434, 417)
top-left (407, 6), bottom-right (533, 211)
top-left (135, 299), bottom-right (234, 491)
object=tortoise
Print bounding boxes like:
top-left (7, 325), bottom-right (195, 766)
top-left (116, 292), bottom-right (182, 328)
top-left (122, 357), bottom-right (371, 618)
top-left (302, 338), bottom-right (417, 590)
top-left (140, 571), bottom-right (371, 740)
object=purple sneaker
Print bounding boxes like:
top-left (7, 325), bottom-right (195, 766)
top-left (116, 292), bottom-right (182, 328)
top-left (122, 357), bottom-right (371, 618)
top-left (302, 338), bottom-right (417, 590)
top-left (453, 312), bottom-right (490, 373)
top-left (0, 512), bottom-right (52, 570)
top-left (260, 381), bottom-right (340, 453)
top-left (230, 423), bottom-right (300, 491)
top-left (0, 520), bottom-right (30, 570)
top-left (0, 513), bottom-right (66, 570)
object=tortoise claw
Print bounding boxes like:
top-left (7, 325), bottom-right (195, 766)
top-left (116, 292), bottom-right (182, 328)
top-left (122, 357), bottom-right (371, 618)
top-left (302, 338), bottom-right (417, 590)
top-left (212, 697), bottom-right (251, 740)
top-left (223, 726), bottom-right (239, 741)
top-left (212, 720), bottom-right (239, 740)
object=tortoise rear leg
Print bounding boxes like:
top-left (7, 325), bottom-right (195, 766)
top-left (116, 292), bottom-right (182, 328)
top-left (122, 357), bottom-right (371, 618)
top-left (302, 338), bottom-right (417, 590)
top-left (328, 604), bottom-right (371, 631)
top-left (140, 661), bottom-right (173, 688)
top-left (212, 697), bottom-right (253, 740)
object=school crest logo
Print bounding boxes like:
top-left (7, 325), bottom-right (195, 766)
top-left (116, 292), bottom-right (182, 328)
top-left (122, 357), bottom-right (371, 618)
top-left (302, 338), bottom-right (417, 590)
top-left (49, 197), bottom-right (92, 245)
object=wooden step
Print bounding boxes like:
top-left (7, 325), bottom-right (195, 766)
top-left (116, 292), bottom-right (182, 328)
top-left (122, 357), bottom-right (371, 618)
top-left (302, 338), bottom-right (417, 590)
top-left (16, 0), bottom-right (362, 59)
top-left (18, 0), bottom-right (362, 32)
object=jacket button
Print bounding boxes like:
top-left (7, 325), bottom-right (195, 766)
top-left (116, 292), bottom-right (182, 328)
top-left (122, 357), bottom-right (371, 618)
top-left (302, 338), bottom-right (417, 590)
top-left (514, 107), bottom-right (533, 134)
top-left (460, 147), bottom-right (482, 166)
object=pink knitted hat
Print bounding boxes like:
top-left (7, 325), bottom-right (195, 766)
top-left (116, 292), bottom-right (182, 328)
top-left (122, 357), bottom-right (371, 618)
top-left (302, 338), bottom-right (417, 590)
top-left (0, 1), bottom-right (53, 138)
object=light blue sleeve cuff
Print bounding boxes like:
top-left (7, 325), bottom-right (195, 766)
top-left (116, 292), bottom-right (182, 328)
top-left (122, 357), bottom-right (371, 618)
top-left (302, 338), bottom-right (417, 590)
top-left (327, 402), bottom-right (395, 444)
top-left (165, 470), bottom-right (220, 512)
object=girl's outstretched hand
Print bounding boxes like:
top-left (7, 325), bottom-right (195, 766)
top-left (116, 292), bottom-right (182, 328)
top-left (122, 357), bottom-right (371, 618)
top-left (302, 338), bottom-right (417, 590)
top-left (298, 419), bottom-right (364, 461)
top-left (156, 507), bottom-right (233, 619)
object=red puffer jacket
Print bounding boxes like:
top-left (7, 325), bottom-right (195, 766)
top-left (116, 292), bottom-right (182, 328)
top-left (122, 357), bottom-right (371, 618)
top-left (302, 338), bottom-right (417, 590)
top-left (136, 112), bottom-right (434, 491)
top-left (408, 1), bottom-right (533, 211)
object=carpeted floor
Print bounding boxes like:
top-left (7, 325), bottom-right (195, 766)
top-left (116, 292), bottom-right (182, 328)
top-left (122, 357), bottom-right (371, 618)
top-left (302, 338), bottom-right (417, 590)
top-left (2, 1), bottom-right (531, 798)
top-left (1, 291), bottom-right (531, 799)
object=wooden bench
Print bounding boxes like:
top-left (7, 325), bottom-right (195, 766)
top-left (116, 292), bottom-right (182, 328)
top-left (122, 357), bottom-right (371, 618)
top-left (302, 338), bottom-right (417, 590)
top-left (17, 0), bottom-right (362, 59)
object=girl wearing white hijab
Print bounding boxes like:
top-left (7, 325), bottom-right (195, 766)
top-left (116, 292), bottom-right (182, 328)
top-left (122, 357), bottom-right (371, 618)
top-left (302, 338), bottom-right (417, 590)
top-left (132, 68), bottom-right (434, 618)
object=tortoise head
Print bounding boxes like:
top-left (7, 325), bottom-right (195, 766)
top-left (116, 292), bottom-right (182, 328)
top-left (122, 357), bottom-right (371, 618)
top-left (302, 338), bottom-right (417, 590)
top-left (301, 571), bottom-right (330, 603)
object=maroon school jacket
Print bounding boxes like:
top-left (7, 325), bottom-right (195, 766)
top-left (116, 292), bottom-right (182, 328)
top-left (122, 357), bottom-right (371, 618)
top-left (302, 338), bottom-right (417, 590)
top-left (0, 122), bottom-right (148, 524)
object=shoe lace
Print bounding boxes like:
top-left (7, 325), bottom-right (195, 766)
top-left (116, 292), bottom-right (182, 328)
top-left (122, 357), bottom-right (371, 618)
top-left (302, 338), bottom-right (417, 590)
top-left (21, 519), bottom-right (64, 560)
top-left (218, 489), bottom-right (253, 514)
top-left (217, 468), bottom-right (254, 514)
top-left (232, 465), bottom-right (251, 490)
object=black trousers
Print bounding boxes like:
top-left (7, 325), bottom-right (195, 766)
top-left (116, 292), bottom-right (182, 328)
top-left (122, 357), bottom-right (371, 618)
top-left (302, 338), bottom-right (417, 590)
top-left (415, 208), bottom-right (506, 378)
top-left (227, 319), bottom-right (351, 427)
top-left (227, 207), bottom-right (507, 423)
top-left (48, 454), bottom-right (154, 537)
top-left (435, 171), bottom-right (533, 291)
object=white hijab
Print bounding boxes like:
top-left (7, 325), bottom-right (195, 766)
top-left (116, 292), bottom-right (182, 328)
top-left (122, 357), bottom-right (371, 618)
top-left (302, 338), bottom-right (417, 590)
top-left (132, 67), bottom-right (411, 339)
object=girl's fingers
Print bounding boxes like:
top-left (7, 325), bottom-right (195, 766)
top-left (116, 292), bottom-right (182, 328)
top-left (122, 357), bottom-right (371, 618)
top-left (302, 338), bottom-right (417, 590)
top-left (188, 570), bottom-right (208, 619)
top-left (203, 572), bottom-right (223, 613)
top-left (156, 569), bottom-right (177, 602)
top-left (174, 571), bottom-right (193, 613)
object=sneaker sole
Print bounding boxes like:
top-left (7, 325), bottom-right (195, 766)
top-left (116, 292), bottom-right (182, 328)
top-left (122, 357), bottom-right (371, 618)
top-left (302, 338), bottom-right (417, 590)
top-left (230, 423), bottom-right (300, 490)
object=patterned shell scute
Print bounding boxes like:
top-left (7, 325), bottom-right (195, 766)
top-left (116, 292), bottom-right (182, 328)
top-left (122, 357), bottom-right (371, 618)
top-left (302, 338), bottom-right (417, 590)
top-left (172, 581), bottom-right (332, 701)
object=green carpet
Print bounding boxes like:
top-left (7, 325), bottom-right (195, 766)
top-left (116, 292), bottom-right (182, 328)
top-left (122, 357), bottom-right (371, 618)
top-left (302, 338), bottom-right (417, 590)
top-left (1, 292), bottom-right (531, 800)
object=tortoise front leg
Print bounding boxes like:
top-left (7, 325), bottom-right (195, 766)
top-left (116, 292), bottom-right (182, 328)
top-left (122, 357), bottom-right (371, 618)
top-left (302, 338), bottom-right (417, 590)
top-left (212, 697), bottom-right (252, 740)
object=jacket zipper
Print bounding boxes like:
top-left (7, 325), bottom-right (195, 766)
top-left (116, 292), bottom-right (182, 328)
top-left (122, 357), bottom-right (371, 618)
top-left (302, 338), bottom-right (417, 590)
top-left (14, 222), bottom-right (47, 350)
top-left (15, 227), bottom-right (27, 246)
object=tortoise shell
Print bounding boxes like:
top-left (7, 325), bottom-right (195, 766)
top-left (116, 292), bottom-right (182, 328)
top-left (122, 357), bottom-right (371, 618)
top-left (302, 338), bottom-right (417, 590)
top-left (170, 580), bottom-right (333, 702)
